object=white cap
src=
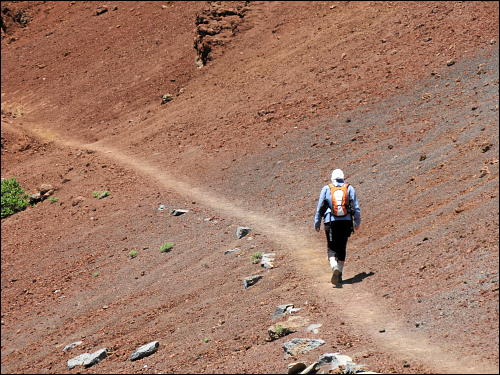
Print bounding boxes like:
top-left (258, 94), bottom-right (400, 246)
top-left (331, 169), bottom-right (344, 182)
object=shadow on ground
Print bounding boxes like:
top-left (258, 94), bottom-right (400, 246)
top-left (342, 271), bottom-right (375, 285)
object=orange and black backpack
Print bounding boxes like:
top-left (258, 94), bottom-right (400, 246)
top-left (328, 183), bottom-right (350, 217)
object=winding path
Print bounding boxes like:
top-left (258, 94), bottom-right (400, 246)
top-left (4, 121), bottom-right (498, 374)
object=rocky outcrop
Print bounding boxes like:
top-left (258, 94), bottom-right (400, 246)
top-left (193, 1), bottom-right (249, 66)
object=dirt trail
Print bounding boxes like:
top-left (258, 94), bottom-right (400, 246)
top-left (5, 121), bottom-right (497, 374)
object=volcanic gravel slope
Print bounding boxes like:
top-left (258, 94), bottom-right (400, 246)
top-left (1, 1), bottom-right (499, 374)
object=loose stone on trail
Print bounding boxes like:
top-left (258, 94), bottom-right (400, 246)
top-left (287, 362), bottom-right (307, 374)
top-left (224, 248), bottom-right (241, 255)
top-left (260, 253), bottom-right (276, 268)
top-left (243, 274), bottom-right (262, 289)
top-left (317, 353), bottom-right (353, 372)
top-left (306, 323), bottom-right (322, 334)
top-left (63, 341), bottom-right (83, 352)
top-left (300, 362), bottom-right (319, 374)
top-left (130, 341), bottom-right (159, 361)
top-left (171, 209), bottom-right (189, 216)
top-left (67, 348), bottom-right (107, 369)
top-left (161, 94), bottom-right (174, 104)
top-left (283, 338), bottom-right (325, 357)
top-left (236, 226), bottom-right (252, 239)
top-left (272, 304), bottom-right (294, 320)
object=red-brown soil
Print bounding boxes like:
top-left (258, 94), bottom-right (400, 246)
top-left (1, 1), bottom-right (498, 374)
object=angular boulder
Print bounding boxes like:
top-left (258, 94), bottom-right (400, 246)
top-left (283, 338), bottom-right (325, 357)
top-left (243, 274), bottom-right (262, 289)
top-left (236, 226), bottom-right (251, 239)
top-left (67, 348), bottom-right (107, 369)
top-left (130, 341), bottom-right (159, 361)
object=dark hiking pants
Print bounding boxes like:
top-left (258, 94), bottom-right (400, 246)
top-left (324, 220), bottom-right (352, 262)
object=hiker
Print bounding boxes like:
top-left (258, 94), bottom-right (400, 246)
top-left (314, 169), bottom-right (361, 287)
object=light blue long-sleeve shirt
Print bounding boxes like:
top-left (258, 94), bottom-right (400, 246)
top-left (314, 179), bottom-right (361, 229)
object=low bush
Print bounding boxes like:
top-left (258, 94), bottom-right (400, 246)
top-left (250, 251), bottom-right (263, 264)
top-left (160, 242), bottom-right (174, 253)
top-left (1, 178), bottom-right (29, 218)
top-left (92, 191), bottom-right (110, 199)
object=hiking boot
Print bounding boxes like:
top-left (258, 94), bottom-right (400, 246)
top-left (331, 269), bottom-right (341, 286)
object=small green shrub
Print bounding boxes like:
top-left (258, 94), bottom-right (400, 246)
top-left (250, 251), bottom-right (263, 264)
top-left (1, 178), bottom-right (29, 218)
top-left (202, 338), bottom-right (210, 343)
top-left (92, 191), bottom-right (110, 199)
top-left (128, 249), bottom-right (138, 258)
top-left (92, 272), bottom-right (100, 278)
top-left (274, 324), bottom-right (285, 336)
top-left (160, 242), bottom-right (174, 253)
top-left (48, 197), bottom-right (59, 203)
top-left (268, 324), bottom-right (293, 341)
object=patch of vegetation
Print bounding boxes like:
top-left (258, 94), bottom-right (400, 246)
top-left (268, 324), bottom-right (293, 341)
top-left (48, 197), bottom-right (59, 203)
top-left (202, 338), bottom-right (210, 343)
top-left (92, 191), bottom-right (110, 199)
top-left (250, 251), bottom-right (263, 264)
top-left (92, 272), bottom-right (100, 278)
top-left (1, 178), bottom-right (29, 218)
top-left (160, 242), bottom-right (174, 253)
top-left (274, 324), bottom-right (285, 336)
top-left (128, 249), bottom-right (138, 258)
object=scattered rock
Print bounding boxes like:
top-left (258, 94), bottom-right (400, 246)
top-left (224, 248), bottom-right (241, 255)
top-left (95, 6), bottom-right (108, 16)
top-left (283, 338), bottom-right (325, 357)
top-left (317, 353), bottom-right (353, 372)
top-left (161, 94), bottom-right (174, 104)
top-left (288, 362), bottom-right (307, 374)
top-left (260, 253), bottom-right (276, 268)
top-left (236, 226), bottom-right (252, 239)
top-left (379, 329), bottom-right (386, 333)
top-left (306, 323), bottom-right (322, 334)
top-left (479, 166), bottom-right (490, 178)
top-left (481, 142), bottom-right (492, 153)
top-left (446, 59), bottom-right (455, 66)
top-left (243, 274), bottom-right (262, 289)
top-left (454, 206), bottom-right (464, 214)
top-left (272, 304), bottom-right (294, 320)
top-left (63, 341), bottom-right (83, 352)
top-left (28, 192), bottom-right (42, 205)
top-left (130, 341), bottom-right (159, 361)
top-left (171, 209), bottom-right (189, 216)
top-left (72, 196), bottom-right (85, 206)
top-left (419, 154), bottom-right (427, 161)
top-left (39, 183), bottom-right (54, 194)
top-left (67, 348), bottom-right (107, 369)
top-left (423, 37), bottom-right (432, 42)
top-left (300, 362), bottom-right (319, 374)
top-left (158, 204), bottom-right (166, 211)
